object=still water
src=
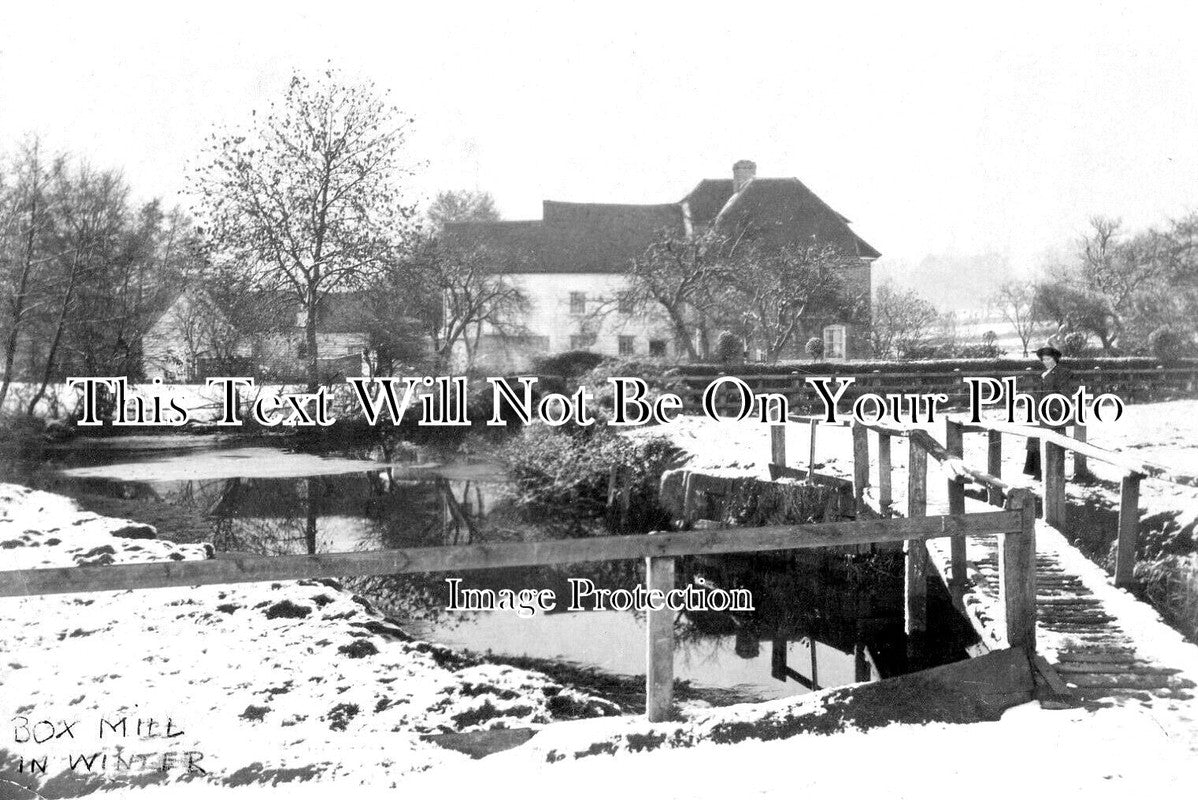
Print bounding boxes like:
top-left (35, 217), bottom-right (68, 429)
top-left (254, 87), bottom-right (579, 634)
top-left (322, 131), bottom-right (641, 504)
top-left (27, 435), bottom-right (979, 708)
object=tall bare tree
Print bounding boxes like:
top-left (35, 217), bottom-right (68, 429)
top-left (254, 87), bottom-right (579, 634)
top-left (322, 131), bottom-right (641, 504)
top-left (991, 279), bottom-right (1043, 356)
top-left (191, 68), bottom-right (417, 391)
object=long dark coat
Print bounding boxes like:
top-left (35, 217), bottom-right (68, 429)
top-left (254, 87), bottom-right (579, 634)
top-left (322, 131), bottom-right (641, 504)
top-left (1024, 363), bottom-right (1074, 475)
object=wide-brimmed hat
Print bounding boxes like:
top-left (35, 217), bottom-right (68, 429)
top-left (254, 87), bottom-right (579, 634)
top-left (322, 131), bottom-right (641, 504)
top-left (1035, 345), bottom-right (1063, 360)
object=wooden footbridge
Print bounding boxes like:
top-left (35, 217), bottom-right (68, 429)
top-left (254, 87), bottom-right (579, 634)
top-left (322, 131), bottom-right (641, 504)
top-left (761, 413), bottom-right (1198, 745)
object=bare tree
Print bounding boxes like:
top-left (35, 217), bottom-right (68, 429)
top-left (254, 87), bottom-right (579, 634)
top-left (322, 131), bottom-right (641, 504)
top-left (991, 279), bottom-right (1042, 356)
top-left (402, 235), bottom-right (528, 370)
top-left (191, 68), bottom-right (417, 391)
top-left (869, 281), bottom-right (939, 358)
top-left (625, 230), bottom-right (736, 361)
top-left (721, 242), bottom-right (858, 362)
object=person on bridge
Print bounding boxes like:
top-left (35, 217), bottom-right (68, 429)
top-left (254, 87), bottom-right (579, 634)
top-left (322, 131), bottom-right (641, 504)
top-left (1023, 344), bottom-right (1074, 480)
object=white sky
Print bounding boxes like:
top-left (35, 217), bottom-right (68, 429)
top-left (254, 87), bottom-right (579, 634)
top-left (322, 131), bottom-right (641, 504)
top-left (2, 0), bottom-right (1197, 274)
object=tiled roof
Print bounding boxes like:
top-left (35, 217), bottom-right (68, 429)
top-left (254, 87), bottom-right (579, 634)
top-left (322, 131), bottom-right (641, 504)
top-left (446, 170), bottom-right (879, 273)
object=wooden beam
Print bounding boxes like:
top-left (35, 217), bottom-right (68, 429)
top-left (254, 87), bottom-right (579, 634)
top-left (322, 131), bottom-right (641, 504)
top-left (906, 440), bottom-right (929, 634)
top-left (877, 432), bottom-right (893, 512)
top-left (1072, 424), bottom-right (1090, 478)
top-left (1114, 473), bottom-right (1142, 588)
top-left (945, 419), bottom-right (967, 590)
top-left (807, 417), bottom-right (819, 483)
top-left (1043, 441), bottom-right (1067, 530)
top-left (0, 512), bottom-right (1023, 598)
top-left (852, 421), bottom-right (870, 511)
top-left (954, 415), bottom-right (1194, 488)
top-left (770, 423), bottom-right (786, 468)
top-left (645, 531), bottom-right (675, 722)
top-left (1001, 489), bottom-right (1038, 652)
top-left (987, 429), bottom-right (1002, 481)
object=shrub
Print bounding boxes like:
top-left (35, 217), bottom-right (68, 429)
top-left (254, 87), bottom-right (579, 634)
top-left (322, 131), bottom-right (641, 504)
top-left (955, 343), bottom-right (1004, 358)
top-left (1149, 326), bottom-right (1189, 362)
top-left (715, 331), bottom-right (744, 364)
top-left (533, 350), bottom-right (606, 379)
top-left (1062, 331), bottom-right (1088, 357)
top-left (805, 337), bottom-right (825, 360)
top-left (498, 425), bottom-right (682, 529)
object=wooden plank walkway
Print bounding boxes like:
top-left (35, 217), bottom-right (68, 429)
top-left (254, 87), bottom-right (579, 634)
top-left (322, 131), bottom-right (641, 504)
top-left (853, 432), bottom-right (1198, 751)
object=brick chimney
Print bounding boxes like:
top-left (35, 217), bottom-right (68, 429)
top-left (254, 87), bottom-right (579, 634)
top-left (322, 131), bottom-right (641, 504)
top-left (732, 159), bottom-right (757, 192)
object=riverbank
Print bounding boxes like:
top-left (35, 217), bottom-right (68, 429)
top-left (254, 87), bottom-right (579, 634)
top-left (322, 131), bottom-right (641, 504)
top-left (1, 470), bottom-right (1194, 795)
top-left (0, 483), bottom-right (622, 795)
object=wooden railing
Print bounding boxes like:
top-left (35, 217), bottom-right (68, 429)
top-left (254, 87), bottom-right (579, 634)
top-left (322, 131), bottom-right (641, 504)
top-left (679, 359), bottom-right (1198, 416)
top-left (771, 410), bottom-right (1198, 592)
top-left (0, 493), bottom-right (1034, 723)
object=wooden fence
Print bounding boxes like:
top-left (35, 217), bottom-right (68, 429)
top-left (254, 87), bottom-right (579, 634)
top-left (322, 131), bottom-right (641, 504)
top-left (770, 408), bottom-right (1198, 596)
top-left (0, 497), bottom-right (1034, 723)
top-left (680, 359), bottom-right (1198, 416)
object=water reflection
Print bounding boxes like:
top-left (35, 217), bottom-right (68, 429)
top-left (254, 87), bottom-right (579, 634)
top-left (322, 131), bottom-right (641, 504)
top-left (38, 443), bottom-right (979, 705)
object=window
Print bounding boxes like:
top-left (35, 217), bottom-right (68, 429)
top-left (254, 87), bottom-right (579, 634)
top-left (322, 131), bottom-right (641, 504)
top-left (570, 333), bottom-right (597, 350)
top-left (649, 339), bottom-right (667, 357)
top-left (823, 324), bottom-right (847, 360)
top-left (297, 341), bottom-right (309, 359)
top-left (618, 336), bottom-right (635, 356)
top-left (618, 291), bottom-right (636, 315)
top-left (569, 291), bottom-right (587, 315)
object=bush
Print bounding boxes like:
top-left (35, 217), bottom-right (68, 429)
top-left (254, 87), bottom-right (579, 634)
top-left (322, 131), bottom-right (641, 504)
top-left (954, 343), bottom-right (1004, 358)
top-left (715, 331), bottom-right (744, 364)
top-left (804, 337), bottom-right (825, 360)
top-left (498, 425), bottom-right (683, 529)
top-left (1062, 332), bottom-right (1088, 357)
top-left (533, 350), bottom-right (606, 379)
top-left (1149, 326), bottom-right (1189, 362)
top-left (578, 358), bottom-right (683, 415)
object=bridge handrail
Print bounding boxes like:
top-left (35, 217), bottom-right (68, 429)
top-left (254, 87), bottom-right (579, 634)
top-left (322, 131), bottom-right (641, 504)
top-left (949, 415), bottom-right (1198, 488)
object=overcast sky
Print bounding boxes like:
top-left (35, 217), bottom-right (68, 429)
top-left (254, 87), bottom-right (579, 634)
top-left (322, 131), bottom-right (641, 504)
top-left (2, 1), bottom-right (1196, 274)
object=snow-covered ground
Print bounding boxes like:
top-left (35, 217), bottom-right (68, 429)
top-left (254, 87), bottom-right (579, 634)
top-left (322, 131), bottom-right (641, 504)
top-left (4, 400), bottom-right (1198, 796)
top-left (0, 484), bottom-right (618, 795)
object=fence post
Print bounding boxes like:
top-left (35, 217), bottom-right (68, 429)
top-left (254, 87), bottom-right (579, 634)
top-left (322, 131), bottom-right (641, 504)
top-left (807, 418), bottom-right (819, 483)
top-left (877, 432), bottom-right (893, 512)
top-left (1114, 473), bottom-right (1142, 588)
top-left (905, 440), bottom-right (928, 634)
top-left (1072, 424), bottom-right (1090, 478)
top-left (1043, 440), bottom-right (1067, 529)
top-left (945, 420), bottom-right (967, 590)
top-left (645, 530), bottom-right (675, 722)
top-left (1000, 488), bottom-right (1037, 652)
top-left (770, 423), bottom-right (786, 468)
top-left (852, 421), bottom-right (870, 513)
top-left (987, 429), bottom-right (1002, 480)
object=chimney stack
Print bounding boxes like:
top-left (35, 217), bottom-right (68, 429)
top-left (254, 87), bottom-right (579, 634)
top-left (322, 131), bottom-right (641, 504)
top-left (732, 159), bottom-right (757, 192)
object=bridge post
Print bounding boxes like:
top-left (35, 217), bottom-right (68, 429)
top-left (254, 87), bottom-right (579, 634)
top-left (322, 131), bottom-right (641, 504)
top-left (807, 418), bottom-right (819, 483)
top-left (945, 419), bottom-right (967, 591)
top-left (770, 423), bottom-right (786, 468)
top-left (1114, 473), bottom-right (1142, 588)
top-left (645, 531), bottom-right (675, 722)
top-left (1001, 488), bottom-right (1038, 652)
top-left (877, 432), bottom-right (893, 512)
top-left (852, 421), bottom-right (870, 513)
top-left (1072, 424), bottom-right (1090, 478)
top-left (1043, 440), bottom-right (1067, 529)
top-left (987, 430), bottom-right (1002, 481)
top-left (905, 440), bottom-right (928, 634)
